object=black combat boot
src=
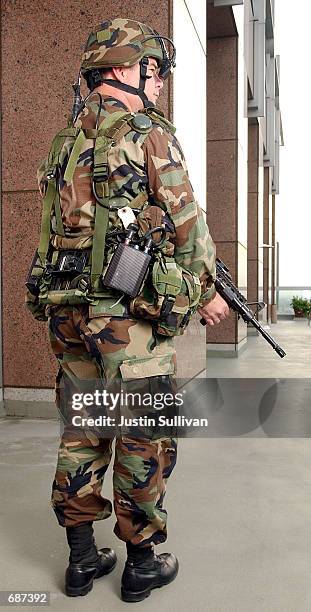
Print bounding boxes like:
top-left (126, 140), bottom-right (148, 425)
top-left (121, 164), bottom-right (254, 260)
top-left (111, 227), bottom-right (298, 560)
top-left (65, 521), bottom-right (117, 597)
top-left (121, 542), bottom-right (179, 602)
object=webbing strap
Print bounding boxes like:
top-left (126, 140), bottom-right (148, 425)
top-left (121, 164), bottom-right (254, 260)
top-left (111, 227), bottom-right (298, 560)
top-left (130, 191), bottom-right (149, 208)
top-left (48, 129), bottom-right (79, 167)
top-left (145, 108), bottom-right (176, 135)
top-left (84, 129), bottom-right (98, 139)
top-left (100, 110), bottom-right (132, 134)
top-left (58, 127), bottom-right (79, 136)
top-left (53, 189), bottom-right (65, 237)
top-left (91, 198), bottom-right (110, 289)
top-left (183, 274), bottom-right (194, 303)
top-left (93, 143), bottom-right (109, 193)
top-left (104, 112), bottom-right (134, 139)
top-left (38, 178), bottom-right (56, 265)
top-left (63, 129), bottom-right (86, 184)
top-left (109, 121), bottom-right (133, 143)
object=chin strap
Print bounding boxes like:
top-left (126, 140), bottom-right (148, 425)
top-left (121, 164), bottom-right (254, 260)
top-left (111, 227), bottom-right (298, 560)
top-left (102, 57), bottom-right (156, 109)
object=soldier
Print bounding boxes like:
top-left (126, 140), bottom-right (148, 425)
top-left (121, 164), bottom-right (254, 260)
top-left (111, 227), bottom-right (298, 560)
top-left (31, 18), bottom-right (229, 602)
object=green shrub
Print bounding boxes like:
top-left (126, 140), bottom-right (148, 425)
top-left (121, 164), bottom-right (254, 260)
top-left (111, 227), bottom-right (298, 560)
top-left (290, 296), bottom-right (311, 316)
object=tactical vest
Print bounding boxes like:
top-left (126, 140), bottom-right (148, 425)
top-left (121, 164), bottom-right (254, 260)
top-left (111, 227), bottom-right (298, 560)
top-left (26, 106), bottom-right (201, 335)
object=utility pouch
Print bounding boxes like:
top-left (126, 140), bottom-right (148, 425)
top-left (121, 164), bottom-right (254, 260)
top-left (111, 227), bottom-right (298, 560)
top-left (25, 286), bottom-right (48, 322)
top-left (25, 249), bottom-right (49, 321)
top-left (32, 247), bottom-right (92, 306)
top-left (129, 256), bottom-right (202, 337)
top-left (47, 249), bottom-right (91, 290)
top-left (25, 249), bottom-right (46, 297)
top-left (155, 267), bottom-right (202, 336)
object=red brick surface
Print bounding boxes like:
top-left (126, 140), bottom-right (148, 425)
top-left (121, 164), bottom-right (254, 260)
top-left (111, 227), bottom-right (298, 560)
top-left (2, 0), bottom-right (172, 387)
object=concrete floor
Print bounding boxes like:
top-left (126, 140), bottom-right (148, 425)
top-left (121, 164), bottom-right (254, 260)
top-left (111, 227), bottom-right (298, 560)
top-left (207, 319), bottom-right (311, 378)
top-left (1, 320), bottom-right (311, 611)
top-left (1, 418), bottom-right (311, 611)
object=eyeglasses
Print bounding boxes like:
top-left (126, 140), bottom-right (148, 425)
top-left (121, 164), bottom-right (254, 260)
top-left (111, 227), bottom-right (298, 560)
top-left (146, 67), bottom-right (164, 82)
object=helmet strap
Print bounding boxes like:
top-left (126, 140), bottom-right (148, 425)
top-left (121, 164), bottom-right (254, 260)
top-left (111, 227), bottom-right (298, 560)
top-left (101, 58), bottom-right (155, 109)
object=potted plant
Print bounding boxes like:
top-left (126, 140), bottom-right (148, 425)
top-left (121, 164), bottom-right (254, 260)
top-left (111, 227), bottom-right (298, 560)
top-left (290, 296), bottom-right (310, 318)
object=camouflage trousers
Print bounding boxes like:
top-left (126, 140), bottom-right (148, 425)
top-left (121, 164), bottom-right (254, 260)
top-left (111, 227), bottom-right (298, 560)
top-left (48, 304), bottom-right (177, 546)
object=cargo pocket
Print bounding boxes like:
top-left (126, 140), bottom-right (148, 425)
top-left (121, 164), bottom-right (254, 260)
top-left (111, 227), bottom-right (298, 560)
top-left (119, 354), bottom-right (175, 382)
top-left (118, 355), bottom-right (177, 441)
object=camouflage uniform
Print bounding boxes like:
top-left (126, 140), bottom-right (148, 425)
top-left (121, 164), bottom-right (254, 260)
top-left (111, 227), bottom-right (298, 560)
top-left (36, 20), bottom-right (216, 547)
top-left (49, 307), bottom-right (178, 545)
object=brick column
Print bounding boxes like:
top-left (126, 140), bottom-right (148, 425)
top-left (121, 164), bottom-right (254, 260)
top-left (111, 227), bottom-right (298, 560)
top-left (247, 123), bottom-right (259, 320)
top-left (207, 30), bottom-right (247, 356)
top-left (2, 1), bottom-right (173, 391)
top-left (263, 167), bottom-right (270, 322)
top-left (270, 194), bottom-right (277, 323)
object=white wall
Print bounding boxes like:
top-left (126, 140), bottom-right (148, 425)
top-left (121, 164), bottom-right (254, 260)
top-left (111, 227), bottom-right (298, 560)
top-left (233, 4), bottom-right (249, 251)
top-left (274, 2), bottom-right (311, 286)
top-left (173, 0), bottom-right (206, 210)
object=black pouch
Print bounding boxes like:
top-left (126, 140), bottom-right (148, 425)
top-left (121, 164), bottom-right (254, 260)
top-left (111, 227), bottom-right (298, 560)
top-left (48, 249), bottom-right (91, 291)
top-left (25, 250), bottom-right (48, 321)
top-left (25, 249), bottom-right (46, 297)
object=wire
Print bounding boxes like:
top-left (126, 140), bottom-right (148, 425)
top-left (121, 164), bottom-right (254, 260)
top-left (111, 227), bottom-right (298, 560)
top-left (73, 91), bottom-right (103, 128)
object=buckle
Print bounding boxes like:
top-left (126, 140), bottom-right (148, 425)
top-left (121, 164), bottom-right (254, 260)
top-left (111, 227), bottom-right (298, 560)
top-left (181, 310), bottom-right (192, 328)
top-left (77, 277), bottom-right (90, 292)
top-left (93, 163), bottom-right (109, 183)
top-left (160, 295), bottom-right (175, 319)
top-left (46, 168), bottom-right (56, 181)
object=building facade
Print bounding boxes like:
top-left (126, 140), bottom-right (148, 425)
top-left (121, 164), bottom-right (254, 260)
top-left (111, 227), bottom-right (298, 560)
top-left (206, 0), bottom-right (282, 355)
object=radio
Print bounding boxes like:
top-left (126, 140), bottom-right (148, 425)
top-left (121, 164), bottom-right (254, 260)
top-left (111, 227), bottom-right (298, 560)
top-left (103, 223), bottom-right (165, 298)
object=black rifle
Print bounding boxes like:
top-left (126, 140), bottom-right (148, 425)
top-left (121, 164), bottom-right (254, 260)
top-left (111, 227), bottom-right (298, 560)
top-left (201, 258), bottom-right (286, 358)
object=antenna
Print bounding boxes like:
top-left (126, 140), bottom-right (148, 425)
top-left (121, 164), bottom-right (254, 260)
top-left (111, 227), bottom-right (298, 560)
top-left (71, 69), bottom-right (83, 124)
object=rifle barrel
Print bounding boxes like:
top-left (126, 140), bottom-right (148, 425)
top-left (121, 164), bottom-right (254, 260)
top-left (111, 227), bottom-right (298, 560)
top-left (247, 315), bottom-right (286, 358)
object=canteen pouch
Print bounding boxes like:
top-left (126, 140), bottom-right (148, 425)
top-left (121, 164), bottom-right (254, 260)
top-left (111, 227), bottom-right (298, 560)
top-left (130, 256), bottom-right (202, 336)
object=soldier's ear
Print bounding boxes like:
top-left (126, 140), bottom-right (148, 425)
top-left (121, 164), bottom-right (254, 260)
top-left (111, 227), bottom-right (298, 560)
top-left (110, 67), bottom-right (122, 81)
top-left (111, 66), bottom-right (129, 83)
top-left (111, 64), bottom-right (139, 84)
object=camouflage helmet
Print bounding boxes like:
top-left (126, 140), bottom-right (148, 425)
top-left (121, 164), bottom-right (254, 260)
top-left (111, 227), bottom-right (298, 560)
top-left (81, 18), bottom-right (176, 81)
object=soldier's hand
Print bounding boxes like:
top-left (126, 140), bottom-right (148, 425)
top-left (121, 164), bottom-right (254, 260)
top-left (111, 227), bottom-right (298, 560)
top-left (198, 292), bottom-right (230, 326)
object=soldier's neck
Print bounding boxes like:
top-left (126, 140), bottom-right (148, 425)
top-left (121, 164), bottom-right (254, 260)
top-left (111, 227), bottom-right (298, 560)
top-left (94, 83), bottom-right (144, 113)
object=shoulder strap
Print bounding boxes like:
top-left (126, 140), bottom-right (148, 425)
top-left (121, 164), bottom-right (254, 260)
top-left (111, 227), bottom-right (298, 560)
top-left (143, 108), bottom-right (176, 135)
top-left (91, 111), bottom-right (134, 290)
top-left (37, 128), bottom-right (75, 263)
top-left (38, 171), bottom-right (57, 265)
